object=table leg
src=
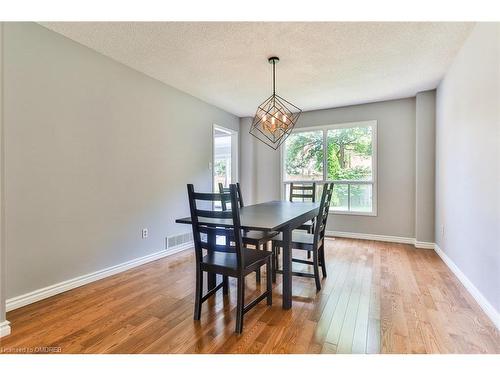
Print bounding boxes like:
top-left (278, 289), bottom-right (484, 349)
top-left (282, 225), bottom-right (293, 309)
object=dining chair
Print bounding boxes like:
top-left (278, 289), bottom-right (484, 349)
top-left (272, 182), bottom-right (334, 291)
top-left (219, 182), bottom-right (278, 284)
top-left (289, 182), bottom-right (317, 232)
top-left (187, 184), bottom-right (272, 334)
top-left (289, 182), bottom-right (317, 258)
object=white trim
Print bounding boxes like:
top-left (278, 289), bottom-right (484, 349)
top-left (212, 124), bottom-right (238, 193)
top-left (6, 242), bottom-right (193, 312)
top-left (414, 240), bottom-right (435, 249)
top-left (0, 320), bottom-right (11, 337)
top-left (434, 244), bottom-right (500, 330)
top-left (326, 230), bottom-right (415, 245)
top-left (327, 231), bottom-right (434, 249)
top-left (329, 210), bottom-right (377, 217)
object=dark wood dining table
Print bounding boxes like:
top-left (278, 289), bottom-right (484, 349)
top-left (175, 200), bottom-right (320, 309)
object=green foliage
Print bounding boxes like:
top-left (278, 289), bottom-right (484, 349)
top-left (214, 160), bottom-right (226, 177)
top-left (284, 131), bottom-right (323, 177)
top-left (326, 127), bottom-right (372, 181)
top-left (284, 126), bottom-right (373, 211)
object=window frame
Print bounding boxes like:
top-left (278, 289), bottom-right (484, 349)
top-left (280, 120), bottom-right (378, 216)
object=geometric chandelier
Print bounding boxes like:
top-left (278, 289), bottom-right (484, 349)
top-left (249, 57), bottom-right (302, 150)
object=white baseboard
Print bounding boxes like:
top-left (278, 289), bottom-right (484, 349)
top-left (6, 242), bottom-right (193, 312)
top-left (414, 240), bottom-right (435, 249)
top-left (326, 231), bottom-right (435, 250)
top-left (434, 244), bottom-right (500, 330)
top-left (0, 320), bottom-right (11, 337)
top-left (326, 230), bottom-right (415, 245)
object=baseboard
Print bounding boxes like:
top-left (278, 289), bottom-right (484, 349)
top-left (6, 242), bottom-right (193, 312)
top-left (434, 244), bottom-right (500, 330)
top-left (414, 240), bottom-right (435, 249)
top-left (0, 320), bottom-right (11, 337)
top-left (326, 230), bottom-right (415, 245)
top-left (326, 231), bottom-right (436, 250)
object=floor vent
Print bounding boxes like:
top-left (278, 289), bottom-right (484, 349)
top-left (166, 232), bottom-right (193, 249)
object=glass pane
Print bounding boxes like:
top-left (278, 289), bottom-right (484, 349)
top-left (326, 126), bottom-right (373, 181)
top-left (331, 184), bottom-right (349, 211)
top-left (350, 184), bottom-right (373, 212)
top-left (284, 182), bottom-right (324, 202)
top-left (315, 183), bottom-right (324, 203)
top-left (213, 134), bottom-right (232, 192)
top-left (283, 131), bottom-right (323, 181)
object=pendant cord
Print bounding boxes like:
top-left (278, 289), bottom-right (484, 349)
top-left (272, 60), bottom-right (276, 96)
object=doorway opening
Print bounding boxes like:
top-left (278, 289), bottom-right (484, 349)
top-left (212, 125), bottom-right (238, 195)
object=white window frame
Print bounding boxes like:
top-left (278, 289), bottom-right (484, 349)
top-left (280, 120), bottom-right (377, 216)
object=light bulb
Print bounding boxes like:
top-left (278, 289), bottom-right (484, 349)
top-left (282, 115), bottom-right (287, 122)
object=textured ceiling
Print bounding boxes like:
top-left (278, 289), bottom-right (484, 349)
top-left (39, 22), bottom-right (473, 117)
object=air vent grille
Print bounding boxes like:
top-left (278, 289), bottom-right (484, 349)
top-left (166, 232), bottom-right (193, 249)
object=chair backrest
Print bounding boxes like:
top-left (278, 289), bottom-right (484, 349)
top-left (187, 184), bottom-right (244, 269)
top-left (312, 183), bottom-right (334, 249)
top-left (289, 182), bottom-right (316, 203)
top-left (218, 182), bottom-right (244, 210)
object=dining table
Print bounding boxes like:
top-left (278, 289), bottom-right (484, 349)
top-left (175, 200), bottom-right (320, 309)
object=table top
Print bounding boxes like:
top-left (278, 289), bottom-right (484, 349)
top-left (175, 200), bottom-right (320, 231)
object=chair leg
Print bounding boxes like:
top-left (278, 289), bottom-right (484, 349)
top-left (194, 267), bottom-right (203, 320)
top-left (271, 242), bottom-right (277, 283)
top-left (276, 245), bottom-right (280, 270)
top-left (266, 259), bottom-right (272, 305)
top-left (223, 275), bottom-right (229, 295)
top-left (307, 226), bottom-right (313, 259)
top-left (255, 243), bottom-right (262, 284)
top-left (235, 276), bottom-right (245, 334)
top-left (320, 245), bottom-right (327, 278)
top-left (312, 250), bottom-right (321, 292)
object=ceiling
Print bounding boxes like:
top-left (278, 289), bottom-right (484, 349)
top-left (40, 22), bottom-right (473, 117)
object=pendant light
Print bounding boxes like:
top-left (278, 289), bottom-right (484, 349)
top-left (249, 57), bottom-right (302, 150)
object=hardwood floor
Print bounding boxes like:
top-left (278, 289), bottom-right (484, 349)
top-left (1, 238), bottom-right (499, 354)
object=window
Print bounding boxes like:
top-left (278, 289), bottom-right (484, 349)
top-left (281, 121), bottom-right (377, 215)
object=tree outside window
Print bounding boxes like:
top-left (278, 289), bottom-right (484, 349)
top-left (282, 122), bottom-right (375, 214)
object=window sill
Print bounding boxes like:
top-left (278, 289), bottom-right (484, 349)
top-left (329, 210), bottom-right (377, 217)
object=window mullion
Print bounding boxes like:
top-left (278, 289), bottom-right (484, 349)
top-left (322, 129), bottom-right (327, 183)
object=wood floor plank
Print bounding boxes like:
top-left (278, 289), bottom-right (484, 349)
top-left (1, 238), bottom-right (498, 354)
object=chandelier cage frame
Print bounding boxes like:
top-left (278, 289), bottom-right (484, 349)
top-left (249, 57), bottom-right (302, 150)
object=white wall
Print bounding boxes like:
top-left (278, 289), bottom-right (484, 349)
top-left (435, 23), bottom-right (500, 313)
top-left (241, 97), bottom-right (419, 239)
top-left (3, 23), bottom-right (239, 299)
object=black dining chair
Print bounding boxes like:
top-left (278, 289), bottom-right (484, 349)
top-left (272, 182), bottom-right (334, 291)
top-left (219, 182), bottom-right (278, 284)
top-left (289, 182), bottom-right (317, 258)
top-left (187, 184), bottom-right (272, 334)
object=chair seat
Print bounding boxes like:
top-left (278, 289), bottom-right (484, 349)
top-left (242, 230), bottom-right (279, 242)
top-left (271, 231), bottom-right (322, 251)
top-left (297, 220), bottom-right (313, 232)
top-left (223, 230), bottom-right (277, 247)
top-left (201, 247), bottom-right (271, 275)
top-left (271, 231), bottom-right (314, 245)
